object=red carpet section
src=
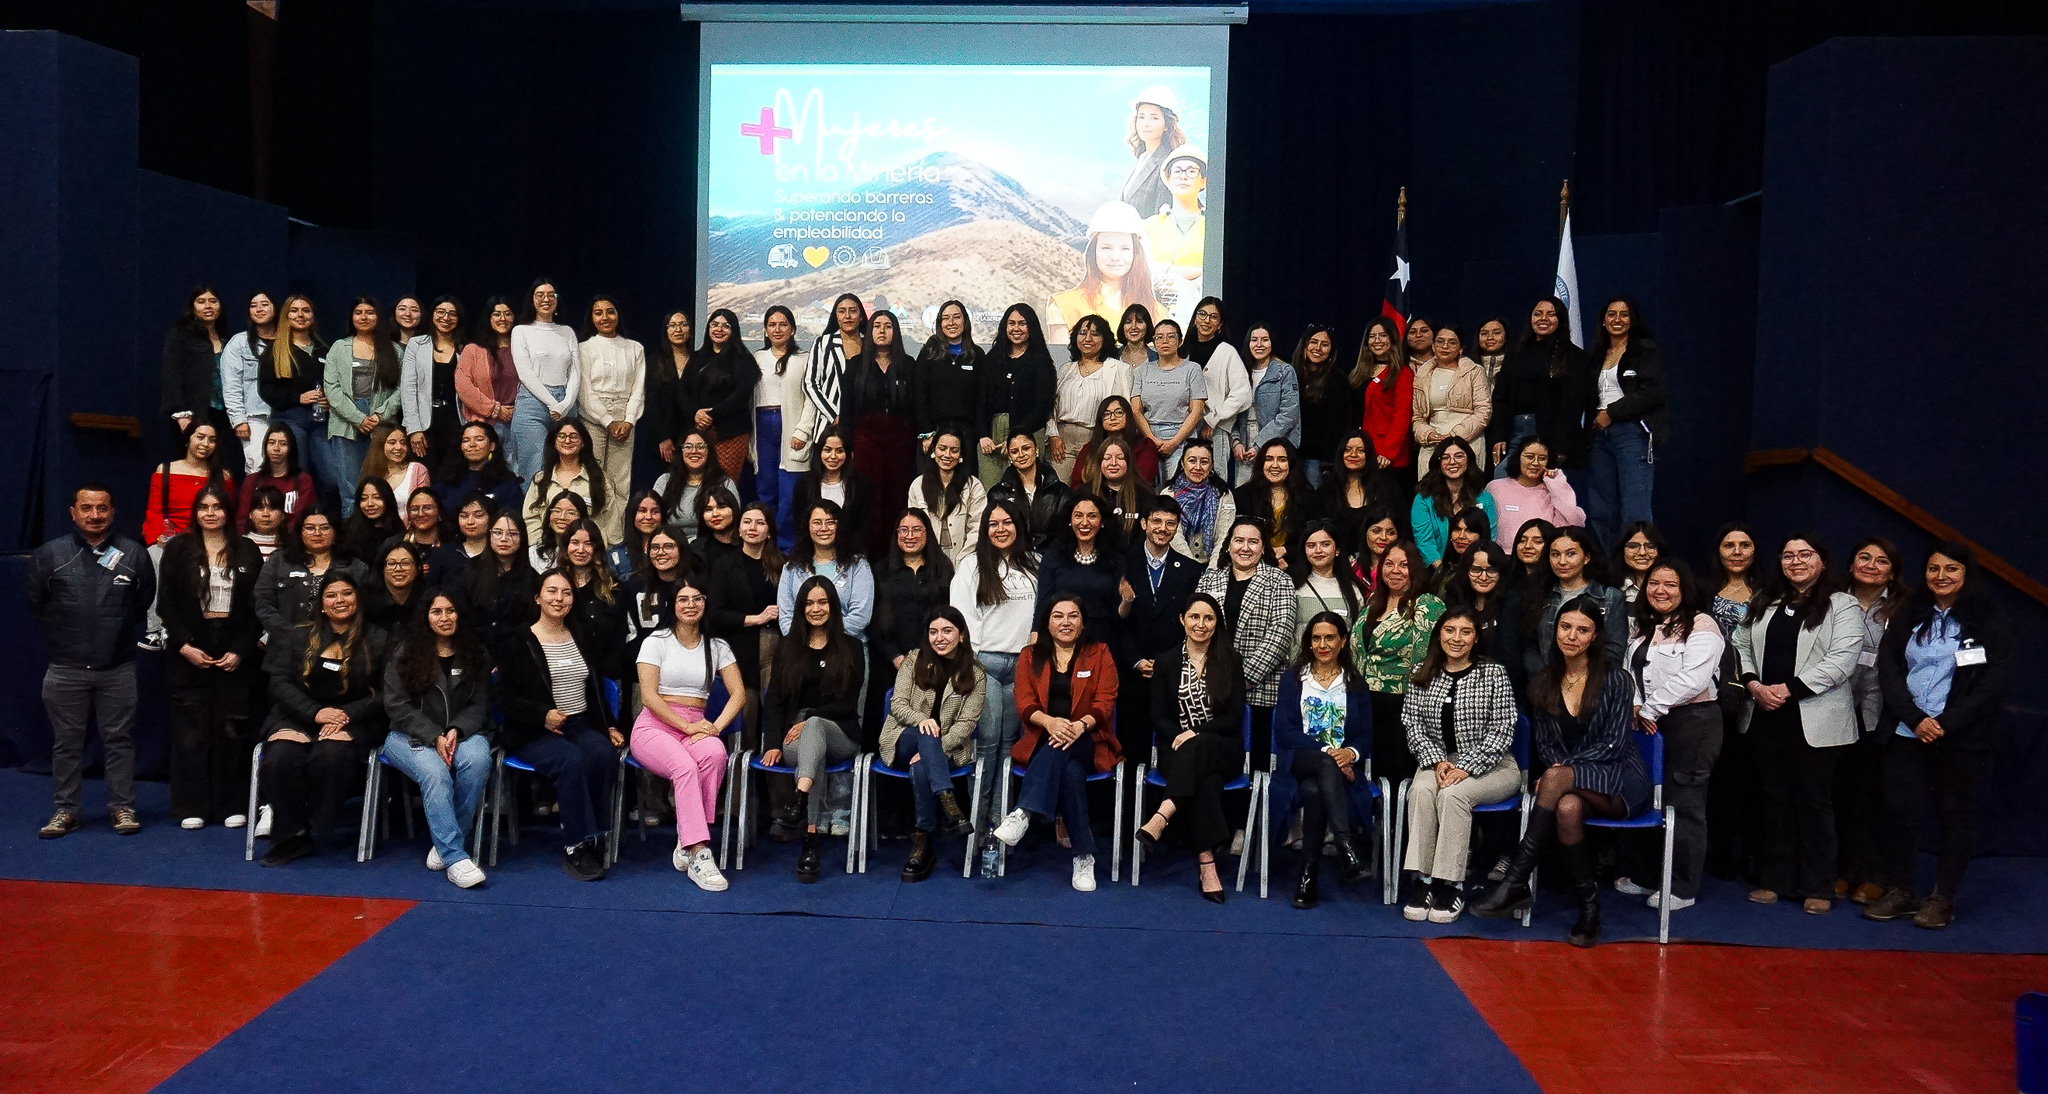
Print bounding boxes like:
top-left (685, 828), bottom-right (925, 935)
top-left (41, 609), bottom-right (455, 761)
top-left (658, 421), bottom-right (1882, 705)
top-left (1431, 937), bottom-right (2045, 1093)
top-left (0, 880), bottom-right (410, 1094)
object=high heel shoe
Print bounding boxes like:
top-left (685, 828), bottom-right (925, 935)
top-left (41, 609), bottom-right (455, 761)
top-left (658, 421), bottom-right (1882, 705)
top-left (1136, 814), bottom-right (1166, 850)
top-left (1198, 857), bottom-right (1226, 904)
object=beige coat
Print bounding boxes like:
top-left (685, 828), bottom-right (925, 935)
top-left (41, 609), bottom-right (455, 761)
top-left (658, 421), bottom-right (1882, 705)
top-left (877, 656), bottom-right (987, 766)
top-left (1410, 355), bottom-right (1492, 468)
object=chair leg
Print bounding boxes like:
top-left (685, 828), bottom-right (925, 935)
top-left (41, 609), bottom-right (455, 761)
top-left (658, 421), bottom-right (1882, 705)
top-left (1660, 805), bottom-right (1676, 945)
top-left (488, 757), bottom-right (504, 868)
top-left (997, 757), bottom-right (1014, 877)
top-left (1109, 763), bottom-right (1125, 883)
top-left (607, 753), bottom-right (626, 869)
top-left (963, 760), bottom-right (985, 879)
top-left (1519, 792), bottom-right (1535, 928)
top-left (401, 780), bottom-right (416, 841)
top-left (1235, 775), bottom-right (1256, 894)
top-left (734, 753), bottom-right (753, 871)
top-left (717, 752), bottom-right (737, 871)
top-left (844, 757), bottom-right (864, 875)
top-left (1380, 778), bottom-right (1395, 905)
top-left (245, 743), bottom-right (264, 862)
top-left (357, 756), bottom-right (379, 864)
top-left (1130, 767), bottom-right (1146, 887)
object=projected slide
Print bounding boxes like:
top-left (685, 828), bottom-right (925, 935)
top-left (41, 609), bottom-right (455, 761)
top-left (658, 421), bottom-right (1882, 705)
top-left (706, 64), bottom-right (1213, 344)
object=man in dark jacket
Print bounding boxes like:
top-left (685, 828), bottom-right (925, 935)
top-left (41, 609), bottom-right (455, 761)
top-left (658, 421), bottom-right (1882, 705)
top-left (1115, 496), bottom-right (1202, 763)
top-left (25, 484), bottom-right (156, 838)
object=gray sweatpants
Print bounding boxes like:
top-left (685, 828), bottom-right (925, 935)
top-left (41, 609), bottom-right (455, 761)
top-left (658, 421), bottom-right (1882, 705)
top-left (792, 716), bottom-right (859, 826)
top-left (45, 663), bottom-right (140, 813)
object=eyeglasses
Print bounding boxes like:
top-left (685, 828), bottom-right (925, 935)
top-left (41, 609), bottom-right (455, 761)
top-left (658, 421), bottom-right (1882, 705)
top-left (681, 443), bottom-right (708, 453)
top-left (675, 594), bottom-right (705, 605)
top-left (1469, 566), bottom-right (1499, 576)
top-left (1782, 550), bottom-right (1819, 562)
top-left (385, 558), bottom-right (416, 570)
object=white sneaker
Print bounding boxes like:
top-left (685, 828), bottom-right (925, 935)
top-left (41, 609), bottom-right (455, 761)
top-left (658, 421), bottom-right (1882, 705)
top-left (180, 817), bottom-right (205, 830)
top-left (686, 848), bottom-right (729, 892)
top-left (426, 847), bottom-right (446, 871)
top-left (446, 859), bottom-right (486, 888)
top-left (993, 808), bottom-right (1030, 847)
top-left (254, 805), bottom-right (273, 837)
top-left (1647, 891), bottom-right (1695, 911)
top-left (1071, 855), bottom-right (1097, 892)
top-left (672, 843), bottom-right (689, 872)
top-left (1230, 829), bottom-right (1245, 857)
top-left (223, 814), bottom-right (247, 829)
top-left (1613, 876), bottom-right (1652, 896)
top-left (829, 809), bottom-right (851, 837)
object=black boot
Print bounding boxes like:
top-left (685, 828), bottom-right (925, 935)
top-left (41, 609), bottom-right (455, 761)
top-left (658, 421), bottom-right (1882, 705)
top-left (1331, 828), bottom-right (1369, 885)
top-left (1291, 860), bottom-right (1320, 909)
top-left (773, 788), bottom-right (809, 842)
top-left (796, 831), bottom-right (822, 884)
top-left (934, 790), bottom-right (971, 837)
top-left (1473, 806), bottom-right (1556, 919)
top-left (901, 831), bottom-right (935, 882)
top-left (1565, 840), bottom-right (1601, 947)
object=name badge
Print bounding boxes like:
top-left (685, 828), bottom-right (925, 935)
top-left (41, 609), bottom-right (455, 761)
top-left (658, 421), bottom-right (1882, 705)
top-left (1955, 646), bottom-right (1987, 667)
top-left (449, 667), bottom-right (463, 677)
top-left (1075, 670), bottom-right (1092, 678)
top-left (959, 364), bottom-right (974, 372)
top-left (321, 660), bottom-right (343, 671)
top-left (1504, 504), bottom-right (1520, 512)
top-left (1857, 650), bottom-right (1878, 668)
top-left (99, 547), bottom-right (123, 570)
top-left (290, 570), bottom-right (308, 578)
top-left (114, 574), bottom-right (132, 586)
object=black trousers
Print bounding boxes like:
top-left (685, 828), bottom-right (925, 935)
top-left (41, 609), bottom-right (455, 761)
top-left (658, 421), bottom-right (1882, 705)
top-left (513, 715), bottom-right (616, 847)
top-left (1833, 727), bottom-right (1887, 887)
top-left (1618, 701), bottom-right (1722, 898)
top-left (1159, 732), bottom-right (1240, 856)
top-left (1877, 734), bottom-right (1988, 898)
top-left (169, 678), bottom-right (252, 823)
top-left (1752, 712), bottom-right (1842, 901)
top-left (1369, 690), bottom-right (1412, 786)
top-left (1706, 708), bottom-right (1766, 884)
top-left (1291, 748), bottom-right (1355, 859)
top-left (261, 735), bottom-right (365, 845)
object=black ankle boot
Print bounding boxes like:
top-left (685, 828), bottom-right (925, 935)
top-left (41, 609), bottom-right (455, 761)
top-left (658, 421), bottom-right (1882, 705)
top-left (901, 831), bottom-right (935, 882)
top-left (934, 790), bottom-right (971, 836)
top-left (1564, 841), bottom-right (1601, 947)
top-left (773, 789), bottom-right (809, 841)
top-left (1291, 860), bottom-right (1320, 909)
top-left (796, 831), bottom-right (822, 883)
top-left (1331, 829), bottom-right (1369, 885)
top-left (1473, 806), bottom-right (1556, 919)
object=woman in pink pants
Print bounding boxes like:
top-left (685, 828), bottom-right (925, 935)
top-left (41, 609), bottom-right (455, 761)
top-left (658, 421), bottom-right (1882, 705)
top-left (632, 580), bottom-right (746, 891)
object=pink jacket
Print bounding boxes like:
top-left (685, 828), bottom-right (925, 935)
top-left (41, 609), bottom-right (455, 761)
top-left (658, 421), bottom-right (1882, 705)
top-left (1483, 473), bottom-right (1586, 548)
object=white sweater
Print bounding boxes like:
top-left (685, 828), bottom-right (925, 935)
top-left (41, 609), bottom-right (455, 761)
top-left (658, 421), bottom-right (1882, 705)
top-left (577, 335), bottom-right (645, 428)
top-left (949, 555), bottom-right (1037, 655)
top-left (511, 323), bottom-right (581, 414)
top-left (1199, 342), bottom-right (1253, 433)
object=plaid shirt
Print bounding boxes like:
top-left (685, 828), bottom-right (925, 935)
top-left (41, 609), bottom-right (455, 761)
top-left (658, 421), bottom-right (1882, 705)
top-left (1196, 564), bottom-right (1298, 706)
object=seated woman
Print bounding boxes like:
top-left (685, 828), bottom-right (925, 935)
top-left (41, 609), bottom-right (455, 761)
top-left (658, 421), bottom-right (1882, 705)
top-left (1274, 611), bottom-right (1372, 909)
top-left (1474, 597), bottom-right (1648, 947)
top-left (758, 576), bottom-right (865, 884)
top-left (632, 579), bottom-right (746, 893)
top-left (344, 477), bottom-right (404, 558)
top-left (880, 605), bottom-right (987, 883)
top-left (1134, 593), bottom-right (1247, 903)
top-left (1399, 606), bottom-right (1519, 924)
top-left (1233, 439), bottom-right (1320, 570)
top-left (257, 572), bottom-right (389, 866)
top-left (379, 590), bottom-right (493, 889)
top-left (496, 569), bottom-right (624, 882)
top-left (995, 594), bottom-right (1120, 892)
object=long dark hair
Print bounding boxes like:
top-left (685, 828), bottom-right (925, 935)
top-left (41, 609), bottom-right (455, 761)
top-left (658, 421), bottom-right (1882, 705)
top-left (561, 518), bottom-right (616, 605)
top-left (1613, 519), bottom-right (1667, 584)
top-left (692, 486), bottom-right (741, 551)
top-left (476, 294), bottom-right (516, 349)
top-left (531, 490), bottom-right (590, 565)
top-left (1412, 605), bottom-right (1484, 687)
top-left (657, 424), bottom-right (731, 521)
top-left (1067, 313), bottom-right (1115, 362)
top-left (531, 417), bottom-right (608, 518)
top-left (579, 294), bottom-right (624, 341)
top-left (174, 285), bottom-right (222, 340)
top-left (299, 571), bottom-right (370, 691)
top-left (1030, 592), bottom-right (1095, 664)
top-left (467, 511), bottom-right (536, 607)
top-left (1901, 540), bottom-right (1993, 642)
top-left (255, 417), bottom-right (303, 478)
top-left (345, 477), bottom-right (403, 552)
top-left (738, 502), bottom-right (786, 587)
top-left (1290, 519), bottom-right (1367, 618)
top-left (1436, 507), bottom-right (1494, 587)
top-left (917, 428), bottom-right (972, 519)
top-left (1182, 296), bottom-right (1231, 364)
top-left (1115, 303), bottom-right (1153, 351)
top-left (990, 302), bottom-right (1052, 361)
top-left (696, 307), bottom-right (747, 394)
top-left (1046, 492), bottom-right (1122, 570)
top-left (773, 576), bottom-right (862, 703)
top-left (1366, 540), bottom-right (1427, 623)
top-left (1515, 295), bottom-right (1575, 380)
top-left (1847, 535), bottom-right (1909, 624)
top-left (1293, 323), bottom-right (1342, 400)
top-left (1631, 557), bottom-right (1706, 643)
top-left (1704, 522), bottom-right (1759, 592)
top-left (1530, 595), bottom-right (1613, 716)
top-left (790, 498), bottom-right (861, 571)
top-left (1747, 533), bottom-right (1843, 631)
top-left (1349, 314), bottom-right (1401, 390)
top-left (346, 295), bottom-right (404, 389)
top-left (972, 499), bottom-right (1037, 608)
top-left (517, 276), bottom-right (560, 326)
top-left (915, 604), bottom-right (980, 695)
top-left (1506, 518), bottom-right (1558, 593)
top-left (1288, 609), bottom-right (1364, 689)
top-left (1235, 439), bottom-right (1310, 544)
top-left (1179, 591), bottom-right (1242, 711)
top-left (1417, 437), bottom-right (1486, 519)
top-left (1591, 296), bottom-right (1654, 358)
top-left (877, 508), bottom-right (952, 641)
top-left (427, 295), bottom-right (470, 355)
top-left (1440, 541), bottom-right (1510, 614)
top-left (282, 506), bottom-right (341, 565)
top-left (395, 591), bottom-right (490, 695)
top-left (760, 305), bottom-right (798, 376)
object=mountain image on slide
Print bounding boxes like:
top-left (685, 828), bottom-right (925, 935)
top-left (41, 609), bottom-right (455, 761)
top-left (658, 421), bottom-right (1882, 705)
top-left (707, 150), bottom-right (1087, 287)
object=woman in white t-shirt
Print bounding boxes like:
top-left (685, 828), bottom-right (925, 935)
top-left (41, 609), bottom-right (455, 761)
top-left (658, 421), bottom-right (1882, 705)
top-left (631, 579), bottom-right (746, 892)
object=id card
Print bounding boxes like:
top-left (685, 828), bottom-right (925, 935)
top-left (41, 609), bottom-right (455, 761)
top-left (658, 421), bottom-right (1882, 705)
top-left (1955, 646), bottom-right (1987, 667)
top-left (1857, 650), bottom-right (1878, 668)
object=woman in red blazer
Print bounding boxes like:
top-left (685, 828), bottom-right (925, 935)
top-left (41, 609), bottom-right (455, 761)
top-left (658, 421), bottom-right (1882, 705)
top-left (995, 593), bottom-right (1121, 890)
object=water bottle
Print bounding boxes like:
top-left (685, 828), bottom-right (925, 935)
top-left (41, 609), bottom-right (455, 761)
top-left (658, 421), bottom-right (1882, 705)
top-left (979, 835), bottom-right (999, 879)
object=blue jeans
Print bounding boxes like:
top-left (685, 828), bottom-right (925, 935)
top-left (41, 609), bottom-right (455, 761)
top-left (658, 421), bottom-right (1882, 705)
top-left (1491, 413), bottom-right (1538, 480)
top-left (972, 651), bottom-right (1020, 834)
top-left (511, 384), bottom-right (567, 482)
top-left (1019, 734), bottom-right (1096, 857)
top-left (1302, 459), bottom-right (1324, 489)
top-left (326, 396), bottom-right (374, 515)
top-left (891, 730), bottom-right (961, 832)
top-left (380, 731), bottom-right (493, 866)
top-left (755, 408), bottom-right (803, 552)
top-left (1585, 421), bottom-right (1654, 551)
top-left (512, 713), bottom-right (615, 847)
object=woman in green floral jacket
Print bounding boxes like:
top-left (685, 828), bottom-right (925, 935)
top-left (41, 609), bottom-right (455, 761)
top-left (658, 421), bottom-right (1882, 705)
top-left (1352, 539), bottom-right (1444, 778)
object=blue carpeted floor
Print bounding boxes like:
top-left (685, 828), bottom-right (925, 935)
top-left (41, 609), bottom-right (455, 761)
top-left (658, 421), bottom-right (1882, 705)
top-left (7, 769), bottom-right (2045, 954)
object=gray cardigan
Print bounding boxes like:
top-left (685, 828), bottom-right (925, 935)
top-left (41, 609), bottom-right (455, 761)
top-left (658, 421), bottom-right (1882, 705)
top-left (1730, 590), bottom-right (1864, 746)
top-left (1401, 659), bottom-right (1518, 777)
top-left (878, 655), bottom-right (986, 767)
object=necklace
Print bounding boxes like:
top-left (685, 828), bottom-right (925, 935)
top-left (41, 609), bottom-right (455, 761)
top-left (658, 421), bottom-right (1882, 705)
top-left (1074, 549), bottom-right (1097, 565)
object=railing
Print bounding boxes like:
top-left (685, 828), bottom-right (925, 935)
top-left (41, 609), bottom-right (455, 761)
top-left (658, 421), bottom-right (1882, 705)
top-left (1746, 446), bottom-right (2048, 609)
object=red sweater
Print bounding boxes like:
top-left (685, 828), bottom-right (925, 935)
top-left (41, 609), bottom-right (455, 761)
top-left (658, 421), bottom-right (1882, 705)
top-left (143, 469), bottom-right (228, 544)
top-left (1362, 364), bottom-right (1415, 469)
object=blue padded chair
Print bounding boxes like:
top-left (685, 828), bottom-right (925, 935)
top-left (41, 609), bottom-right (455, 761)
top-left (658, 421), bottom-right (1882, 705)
top-left (1130, 707), bottom-right (1263, 892)
top-left (487, 678), bottom-right (623, 868)
top-left (727, 705), bottom-right (862, 875)
top-left (1393, 714), bottom-right (1531, 921)
top-left (854, 689), bottom-right (987, 876)
top-left (1264, 743), bottom-right (1393, 903)
top-left (608, 679), bottom-right (748, 869)
top-left (1527, 726), bottom-right (1675, 943)
top-left (359, 746), bottom-right (492, 864)
top-left (995, 711), bottom-right (1127, 882)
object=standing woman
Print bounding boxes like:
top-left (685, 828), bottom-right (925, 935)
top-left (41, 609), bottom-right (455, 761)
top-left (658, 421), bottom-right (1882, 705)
top-left (759, 577), bottom-right (866, 881)
top-left (1489, 297), bottom-right (1588, 479)
top-left (1129, 319), bottom-right (1207, 480)
top-left (632, 579), bottom-right (745, 891)
top-left (1352, 540), bottom-right (1445, 782)
top-left (1046, 314), bottom-right (1129, 483)
top-left (977, 304), bottom-right (1059, 488)
top-left (752, 306), bottom-right (807, 548)
top-left (703, 503), bottom-right (784, 744)
top-left (575, 294), bottom-right (645, 544)
top-left (1233, 440), bottom-right (1319, 570)
top-left (464, 512), bottom-right (541, 659)
top-left (989, 431), bottom-right (1072, 549)
top-left (1404, 317), bottom-right (1436, 370)
top-left (688, 308), bottom-right (761, 483)
top-left (1410, 439), bottom-right (1497, 566)
top-left (775, 499), bottom-right (877, 647)
top-left (1866, 542), bottom-right (2015, 928)
top-left (796, 294), bottom-right (866, 463)
top-left (321, 297), bottom-right (405, 507)
top-left (1399, 607), bottom-right (1519, 923)
top-left (160, 287), bottom-right (234, 468)
top-left (1116, 304), bottom-right (1157, 370)
top-left (1033, 494), bottom-right (1128, 664)
top-left (360, 425), bottom-right (430, 511)
top-left (1162, 438), bottom-right (1233, 566)
top-left (1135, 593), bottom-right (1245, 903)
top-left (652, 426), bottom-right (730, 543)
top-left (907, 429), bottom-right (989, 565)
top-left (1295, 324), bottom-right (1363, 489)
top-left (522, 419), bottom-right (607, 542)
top-left (1318, 432), bottom-right (1395, 555)
top-left (1079, 437), bottom-right (1149, 546)
top-left (788, 431), bottom-right (873, 558)
top-left (1230, 321), bottom-right (1300, 488)
top-left (236, 416), bottom-right (314, 530)
top-left (1733, 535), bottom-right (1864, 913)
top-left (1613, 520), bottom-right (1666, 603)
top-left (379, 592), bottom-right (494, 888)
top-left (949, 501), bottom-right (1040, 860)
top-left (1184, 298), bottom-right (1252, 479)
top-left (1524, 526), bottom-right (1629, 677)
top-left (1071, 395), bottom-right (1160, 488)
top-left (913, 300), bottom-right (983, 456)
top-left (258, 295), bottom-right (333, 502)
top-left (1432, 509), bottom-right (1494, 594)
top-left (390, 297), bottom-right (425, 348)
top-left (1482, 438), bottom-right (1584, 548)
top-left (1473, 598), bottom-right (1648, 948)
top-left (1289, 521), bottom-right (1367, 647)
top-left (841, 310), bottom-right (919, 560)
top-left (1708, 523), bottom-right (1760, 635)
top-left (998, 595), bottom-right (1120, 891)
top-left (1474, 318), bottom-right (1509, 389)
top-left (162, 484), bottom-right (262, 830)
top-left (454, 296), bottom-right (520, 471)
top-left (646, 311), bottom-right (696, 468)
top-left (1195, 518), bottom-right (1299, 772)
top-left (220, 290), bottom-right (279, 475)
top-left (1839, 536), bottom-right (1907, 903)
top-left (399, 296), bottom-right (471, 469)
top-left (435, 422), bottom-right (523, 517)
top-left (1275, 612), bottom-right (1374, 908)
top-left (144, 420), bottom-right (234, 547)
top-left (873, 510), bottom-right (955, 688)
top-left (508, 278), bottom-right (582, 481)
top-left (1350, 507), bottom-right (1402, 594)
top-left (1410, 323), bottom-right (1491, 471)
top-left (1583, 297), bottom-right (1666, 548)
top-left (883, 606), bottom-right (987, 881)
top-left (255, 573), bottom-right (388, 866)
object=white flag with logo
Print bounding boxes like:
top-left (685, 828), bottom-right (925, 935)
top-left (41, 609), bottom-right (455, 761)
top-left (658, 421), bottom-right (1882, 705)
top-left (1554, 212), bottom-right (1583, 348)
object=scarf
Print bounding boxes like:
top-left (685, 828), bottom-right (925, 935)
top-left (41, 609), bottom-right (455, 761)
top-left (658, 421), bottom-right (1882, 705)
top-left (1172, 475), bottom-right (1222, 552)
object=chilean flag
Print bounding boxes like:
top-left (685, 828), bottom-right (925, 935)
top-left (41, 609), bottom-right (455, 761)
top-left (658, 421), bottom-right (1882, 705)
top-left (1382, 213), bottom-right (1410, 336)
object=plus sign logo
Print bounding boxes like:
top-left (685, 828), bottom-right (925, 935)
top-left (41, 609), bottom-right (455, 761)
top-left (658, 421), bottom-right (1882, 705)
top-left (740, 106), bottom-right (792, 155)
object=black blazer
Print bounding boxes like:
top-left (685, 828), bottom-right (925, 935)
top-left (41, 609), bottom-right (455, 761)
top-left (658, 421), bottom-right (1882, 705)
top-left (761, 636), bottom-right (863, 740)
top-left (159, 327), bottom-right (217, 419)
top-left (914, 341), bottom-right (984, 440)
top-left (979, 345), bottom-right (1057, 438)
top-left (1589, 338), bottom-right (1667, 441)
top-left (495, 627), bottom-right (617, 752)
top-left (261, 623), bottom-right (389, 739)
top-left (1122, 544), bottom-right (1203, 659)
top-left (157, 533), bottom-right (264, 688)
top-left (687, 345), bottom-right (762, 444)
top-left (704, 549), bottom-right (778, 688)
top-left (789, 470), bottom-right (873, 550)
top-left (1877, 598), bottom-right (2016, 751)
top-left (1489, 337), bottom-right (1592, 465)
top-left (1149, 643), bottom-right (1246, 754)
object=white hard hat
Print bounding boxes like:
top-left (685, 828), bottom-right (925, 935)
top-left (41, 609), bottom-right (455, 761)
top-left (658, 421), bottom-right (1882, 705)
top-left (1086, 201), bottom-right (1148, 237)
top-left (1131, 85), bottom-right (1181, 116)
top-left (1159, 144), bottom-right (1207, 183)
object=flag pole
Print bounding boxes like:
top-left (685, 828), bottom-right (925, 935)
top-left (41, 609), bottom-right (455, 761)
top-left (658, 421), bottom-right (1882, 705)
top-left (1398, 186), bottom-right (1407, 227)
top-left (1558, 179), bottom-right (1570, 238)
